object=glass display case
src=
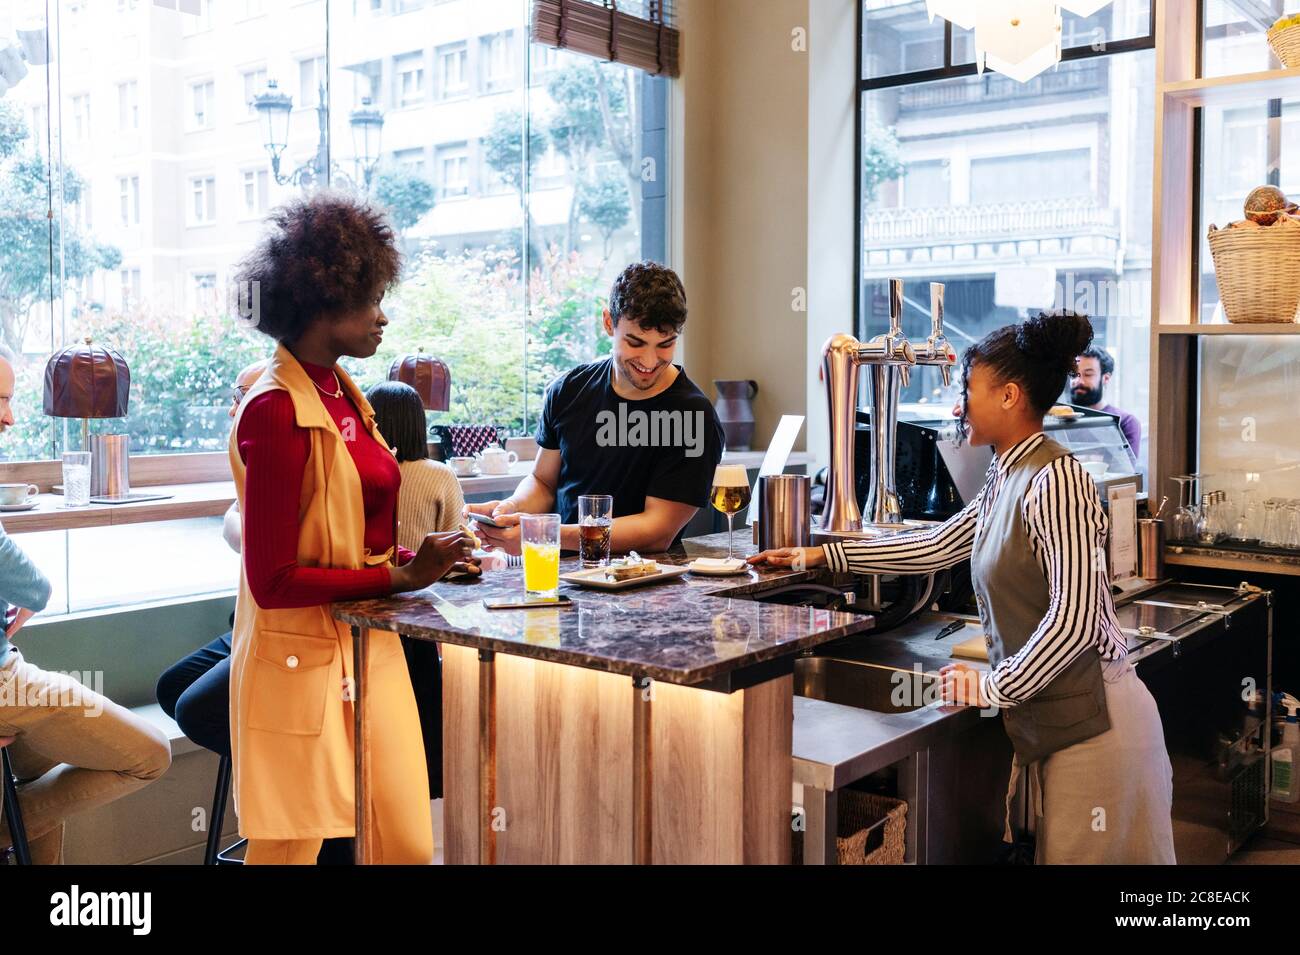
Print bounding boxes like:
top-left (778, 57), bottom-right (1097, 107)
top-left (881, 403), bottom-right (1143, 522)
top-left (1042, 406), bottom-right (1144, 496)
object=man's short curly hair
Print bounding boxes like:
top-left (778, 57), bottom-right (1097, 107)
top-left (235, 192), bottom-right (401, 343)
top-left (607, 261), bottom-right (687, 335)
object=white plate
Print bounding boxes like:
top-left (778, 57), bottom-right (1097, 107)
top-left (559, 562), bottom-right (690, 590)
top-left (687, 558), bottom-right (751, 576)
top-left (452, 468), bottom-right (482, 478)
top-left (0, 501), bottom-right (38, 512)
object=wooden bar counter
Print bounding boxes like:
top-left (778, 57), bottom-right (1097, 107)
top-left (334, 534), bottom-right (873, 865)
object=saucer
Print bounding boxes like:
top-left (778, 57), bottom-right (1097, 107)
top-left (452, 468), bottom-right (481, 478)
top-left (687, 557), bottom-right (751, 576)
top-left (0, 501), bottom-right (39, 512)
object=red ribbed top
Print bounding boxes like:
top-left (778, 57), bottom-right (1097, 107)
top-left (237, 360), bottom-right (407, 609)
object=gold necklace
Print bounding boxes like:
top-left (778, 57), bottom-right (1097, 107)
top-left (312, 371), bottom-right (343, 399)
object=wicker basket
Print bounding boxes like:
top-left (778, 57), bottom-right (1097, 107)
top-left (1267, 22), bottom-right (1300, 68)
top-left (836, 790), bottom-right (908, 865)
top-left (1207, 216), bottom-right (1300, 324)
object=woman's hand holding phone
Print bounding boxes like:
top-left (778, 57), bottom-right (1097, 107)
top-left (390, 531), bottom-right (480, 593)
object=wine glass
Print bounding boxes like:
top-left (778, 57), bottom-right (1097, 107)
top-left (710, 465), bottom-right (752, 561)
top-left (1170, 475), bottom-right (1197, 543)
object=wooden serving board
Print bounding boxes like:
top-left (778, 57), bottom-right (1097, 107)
top-left (950, 634), bottom-right (990, 662)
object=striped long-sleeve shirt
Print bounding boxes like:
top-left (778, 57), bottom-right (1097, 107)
top-left (823, 432), bottom-right (1127, 708)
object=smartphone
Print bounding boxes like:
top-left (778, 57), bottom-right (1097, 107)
top-left (482, 595), bottom-right (574, 610)
top-left (468, 512), bottom-right (509, 529)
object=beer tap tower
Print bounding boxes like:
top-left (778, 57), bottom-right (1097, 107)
top-left (818, 280), bottom-right (956, 537)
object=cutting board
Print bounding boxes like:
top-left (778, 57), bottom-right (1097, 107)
top-left (950, 634), bottom-right (989, 662)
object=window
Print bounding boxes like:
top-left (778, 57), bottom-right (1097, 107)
top-left (398, 0), bottom-right (428, 11)
top-left (189, 175), bottom-right (217, 224)
top-left (299, 55), bottom-right (327, 109)
top-left (241, 67), bottom-right (268, 118)
top-left (395, 52), bottom-right (426, 107)
top-left (969, 150), bottom-right (1092, 205)
top-left (529, 43), bottom-right (560, 83)
top-left (858, 7), bottom-right (1155, 476)
top-left (117, 80), bottom-right (139, 130)
top-left (71, 94), bottom-right (91, 141)
top-left (119, 267), bottom-right (142, 307)
top-left (182, 0), bottom-right (216, 35)
top-left (241, 168), bottom-right (269, 217)
top-left (394, 147), bottom-right (426, 175)
top-left (347, 60), bottom-right (383, 109)
top-left (436, 142), bottom-right (469, 198)
top-left (481, 32), bottom-right (515, 93)
top-left (189, 79), bottom-right (216, 129)
top-left (77, 183), bottom-right (93, 230)
top-left (117, 175), bottom-right (140, 226)
top-left (191, 272), bottom-right (219, 310)
top-left (901, 160), bottom-right (948, 209)
top-left (436, 42), bottom-right (468, 99)
top-left (0, 2), bottom-right (667, 464)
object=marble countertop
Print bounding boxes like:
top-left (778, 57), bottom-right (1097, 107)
top-left (333, 533), bottom-right (874, 687)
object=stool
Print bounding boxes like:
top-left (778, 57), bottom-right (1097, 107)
top-left (204, 754), bottom-right (245, 865)
top-left (0, 736), bottom-right (31, 865)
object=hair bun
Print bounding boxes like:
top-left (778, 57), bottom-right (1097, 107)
top-left (1015, 310), bottom-right (1094, 375)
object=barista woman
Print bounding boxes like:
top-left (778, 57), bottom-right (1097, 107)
top-left (751, 311), bottom-right (1175, 864)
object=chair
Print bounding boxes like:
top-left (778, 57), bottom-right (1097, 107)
top-left (204, 754), bottom-right (245, 865)
top-left (0, 736), bottom-right (31, 865)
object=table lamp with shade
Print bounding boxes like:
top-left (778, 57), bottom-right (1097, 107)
top-left (388, 349), bottom-right (450, 412)
top-left (389, 349), bottom-right (453, 461)
top-left (42, 338), bottom-right (141, 500)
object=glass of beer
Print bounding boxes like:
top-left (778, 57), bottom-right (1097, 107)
top-left (710, 464), bottom-right (752, 560)
top-left (578, 494), bottom-right (613, 568)
top-left (520, 513), bottom-right (562, 600)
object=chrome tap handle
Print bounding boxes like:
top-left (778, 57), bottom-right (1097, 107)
top-left (898, 364), bottom-right (911, 388)
top-left (929, 283), bottom-right (944, 339)
top-left (888, 278), bottom-right (905, 338)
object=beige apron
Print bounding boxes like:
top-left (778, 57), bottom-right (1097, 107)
top-left (975, 437), bottom-right (1175, 864)
top-left (1004, 658), bottom-right (1176, 863)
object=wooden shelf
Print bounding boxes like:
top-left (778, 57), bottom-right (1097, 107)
top-left (1154, 323), bottom-right (1300, 335)
top-left (1166, 545), bottom-right (1300, 577)
top-left (1160, 67), bottom-right (1300, 107)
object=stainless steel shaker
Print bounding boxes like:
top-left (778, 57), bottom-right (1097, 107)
top-left (757, 474), bottom-right (812, 551)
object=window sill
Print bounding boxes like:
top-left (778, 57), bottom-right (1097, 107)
top-left (1, 481), bottom-right (236, 536)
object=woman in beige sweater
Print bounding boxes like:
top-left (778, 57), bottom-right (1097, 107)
top-left (366, 381), bottom-right (466, 551)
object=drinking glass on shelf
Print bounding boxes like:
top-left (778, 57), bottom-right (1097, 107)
top-left (1286, 504), bottom-right (1300, 550)
top-left (1169, 475), bottom-right (1197, 543)
top-left (61, 451), bottom-right (91, 508)
top-left (710, 464), bottom-right (752, 561)
top-left (577, 494), bottom-right (613, 568)
top-left (520, 513), bottom-right (561, 601)
top-left (1261, 499), bottom-right (1284, 549)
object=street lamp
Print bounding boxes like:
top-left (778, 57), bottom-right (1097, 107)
top-left (251, 79), bottom-right (293, 182)
top-left (253, 79), bottom-right (384, 192)
top-left (349, 97), bottom-right (384, 191)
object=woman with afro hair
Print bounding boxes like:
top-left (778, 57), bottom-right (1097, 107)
top-left (227, 192), bottom-right (477, 864)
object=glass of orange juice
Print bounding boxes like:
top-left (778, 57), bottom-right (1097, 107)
top-left (520, 513), bottom-right (561, 600)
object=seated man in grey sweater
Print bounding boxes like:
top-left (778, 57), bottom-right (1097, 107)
top-left (0, 349), bottom-right (171, 864)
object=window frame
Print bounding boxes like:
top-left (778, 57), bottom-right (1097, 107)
top-left (853, 2), bottom-right (1158, 330)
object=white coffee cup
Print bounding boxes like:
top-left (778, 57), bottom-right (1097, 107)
top-left (450, 456), bottom-right (478, 476)
top-left (0, 483), bottom-right (39, 506)
top-left (478, 447), bottom-right (519, 475)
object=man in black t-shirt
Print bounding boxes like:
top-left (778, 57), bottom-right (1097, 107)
top-left (468, 261), bottom-right (725, 555)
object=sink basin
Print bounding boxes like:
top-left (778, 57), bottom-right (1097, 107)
top-left (793, 655), bottom-right (938, 714)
